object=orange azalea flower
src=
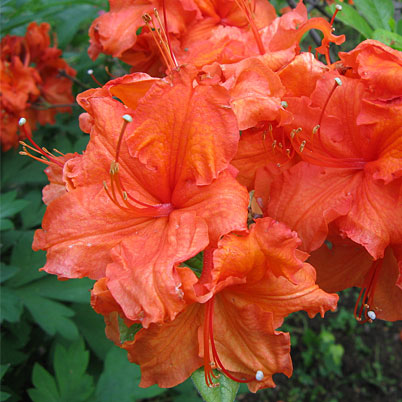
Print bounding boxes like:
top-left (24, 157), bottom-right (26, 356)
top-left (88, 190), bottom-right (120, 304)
top-left (254, 42), bottom-right (402, 258)
top-left (96, 218), bottom-right (338, 391)
top-left (309, 237), bottom-right (402, 322)
top-left (0, 22), bottom-right (76, 151)
top-left (88, 0), bottom-right (202, 75)
top-left (33, 67), bottom-right (249, 326)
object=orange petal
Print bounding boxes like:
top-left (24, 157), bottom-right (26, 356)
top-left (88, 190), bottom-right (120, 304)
top-left (310, 241), bottom-right (402, 321)
top-left (126, 67), bottom-right (239, 188)
top-left (340, 39), bottom-right (402, 101)
top-left (202, 299), bottom-right (292, 392)
top-left (335, 175), bottom-right (402, 259)
top-left (173, 169), bottom-right (249, 245)
top-left (125, 303), bottom-right (203, 388)
top-left (255, 162), bottom-right (356, 252)
top-left (106, 211), bottom-right (209, 326)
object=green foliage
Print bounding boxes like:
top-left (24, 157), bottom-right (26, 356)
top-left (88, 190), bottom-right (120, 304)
top-left (328, 0), bottom-right (402, 50)
top-left (191, 368), bottom-right (240, 402)
top-left (28, 338), bottom-right (94, 402)
top-left (96, 348), bottom-right (165, 402)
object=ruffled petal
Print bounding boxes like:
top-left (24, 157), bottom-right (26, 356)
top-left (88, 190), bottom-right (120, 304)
top-left (106, 211), bottom-right (209, 326)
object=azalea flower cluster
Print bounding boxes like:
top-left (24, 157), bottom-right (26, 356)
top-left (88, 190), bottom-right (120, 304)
top-left (27, 0), bottom-right (401, 393)
top-left (0, 22), bottom-right (76, 151)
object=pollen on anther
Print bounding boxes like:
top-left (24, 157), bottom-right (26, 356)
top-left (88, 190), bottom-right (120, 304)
top-left (367, 311), bottom-right (376, 321)
top-left (336, 4), bottom-right (342, 10)
top-left (18, 117), bottom-right (27, 126)
top-left (255, 370), bottom-right (264, 381)
top-left (87, 69), bottom-right (94, 75)
top-left (313, 125), bottom-right (320, 134)
top-left (299, 140), bottom-right (307, 152)
top-left (281, 101), bottom-right (288, 109)
top-left (122, 114), bottom-right (133, 123)
top-left (334, 77), bottom-right (343, 86)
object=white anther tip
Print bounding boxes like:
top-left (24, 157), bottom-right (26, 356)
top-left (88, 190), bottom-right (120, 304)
top-left (336, 4), bottom-right (342, 10)
top-left (367, 311), bottom-right (376, 320)
top-left (18, 117), bottom-right (27, 126)
top-left (335, 77), bottom-right (343, 86)
top-left (255, 370), bottom-right (264, 381)
top-left (122, 114), bottom-right (133, 123)
top-left (87, 69), bottom-right (94, 75)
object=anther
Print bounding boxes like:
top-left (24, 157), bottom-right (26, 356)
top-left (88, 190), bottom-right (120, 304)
top-left (122, 114), bottom-right (133, 123)
top-left (255, 370), bottom-right (264, 381)
top-left (87, 69), bottom-right (93, 75)
top-left (334, 77), bottom-right (343, 86)
top-left (299, 140), bottom-right (306, 152)
top-left (281, 101), bottom-right (288, 109)
top-left (367, 311), bottom-right (376, 321)
top-left (336, 5), bottom-right (342, 11)
top-left (19, 117), bottom-right (27, 126)
top-left (313, 125), bottom-right (320, 134)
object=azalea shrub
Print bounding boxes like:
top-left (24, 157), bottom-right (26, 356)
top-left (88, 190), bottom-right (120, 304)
top-left (1, 0), bottom-right (402, 401)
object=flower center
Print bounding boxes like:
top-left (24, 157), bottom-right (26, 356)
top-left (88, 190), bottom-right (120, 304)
top-left (103, 114), bottom-right (174, 218)
top-left (289, 77), bottom-right (367, 169)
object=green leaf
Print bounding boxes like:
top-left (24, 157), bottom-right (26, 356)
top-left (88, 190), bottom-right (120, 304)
top-left (372, 29), bottom-right (402, 50)
top-left (96, 347), bottom-right (166, 402)
top-left (28, 364), bottom-right (60, 402)
top-left (15, 290), bottom-right (79, 340)
top-left (0, 391), bottom-right (11, 401)
top-left (191, 367), bottom-right (240, 402)
top-left (0, 191), bottom-right (30, 220)
top-left (53, 339), bottom-right (94, 402)
top-left (28, 339), bottom-right (94, 402)
top-left (0, 365), bottom-right (9, 381)
top-left (353, 0), bottom-right (394, 31)
top-left (19, 276), bottom-right (94, 303)
top-left (328, 2), bottom-right (373, 38)
top-left (72, 303), bottom-right (113, 360)
top-left (0, 264), bottom-right (20, 283)
top-left (183, 251), bottom-right (204, 278)
top-left (8, 231), bottom-right (46, 287)
top-left (0, 219), bottom-right (14, 231)
top-left (118, 316), bottom-right (142, 343)
top-left (0, 287), bottom-right (23, 323)
top-left (19, 190), bottom-right (46, 229)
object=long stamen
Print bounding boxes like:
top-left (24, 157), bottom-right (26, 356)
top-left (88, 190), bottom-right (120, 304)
top-left (330, 5), bottom-right (342, 27)
top-left (87, 69), bottom-right (102, 87)
top-left (354, 259), bottom-right (383, 324)
top-left (161, 1), bottom-right (178, 67)
top-left (18, 118), bottom-right (64, 167)
top-left (105, 115), bottom-right (174, 217)
top-left (234, 0), bottom-right (265, 55)
top-left (288, 77), bottom-right (366, 168)
top-left (317, 77), bottom-right (342, 138)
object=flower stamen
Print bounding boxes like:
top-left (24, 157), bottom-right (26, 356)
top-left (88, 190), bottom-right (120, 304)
top-left (354, 259), bottom-right (383, 324)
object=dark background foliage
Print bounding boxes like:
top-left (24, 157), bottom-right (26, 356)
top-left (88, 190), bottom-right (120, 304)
top-left (1, 0), bottom-right (402, 401)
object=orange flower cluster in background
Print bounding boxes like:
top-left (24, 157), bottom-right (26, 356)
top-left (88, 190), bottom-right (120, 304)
top-left (23, 0), bottom-right (401, 394)
top-left (0, 22), bottom-right (76, 151)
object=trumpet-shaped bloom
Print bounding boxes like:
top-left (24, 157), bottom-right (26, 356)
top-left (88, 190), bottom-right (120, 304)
top-left (33, 68), bottom-right (249, 326)
top-left (0, 22), bottom-right (76, 150)
top-left (309, 238), bottom-right (402, 322)
top-left (255, 47), bottom-right (402, 258)
top-left (111, 218), bottom-right (338, 391)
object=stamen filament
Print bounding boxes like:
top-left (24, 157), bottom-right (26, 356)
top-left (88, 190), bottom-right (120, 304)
top-left (354, 259), bottom-right (383, 323)
top-left (234, 0), bottom-right (265, 55)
